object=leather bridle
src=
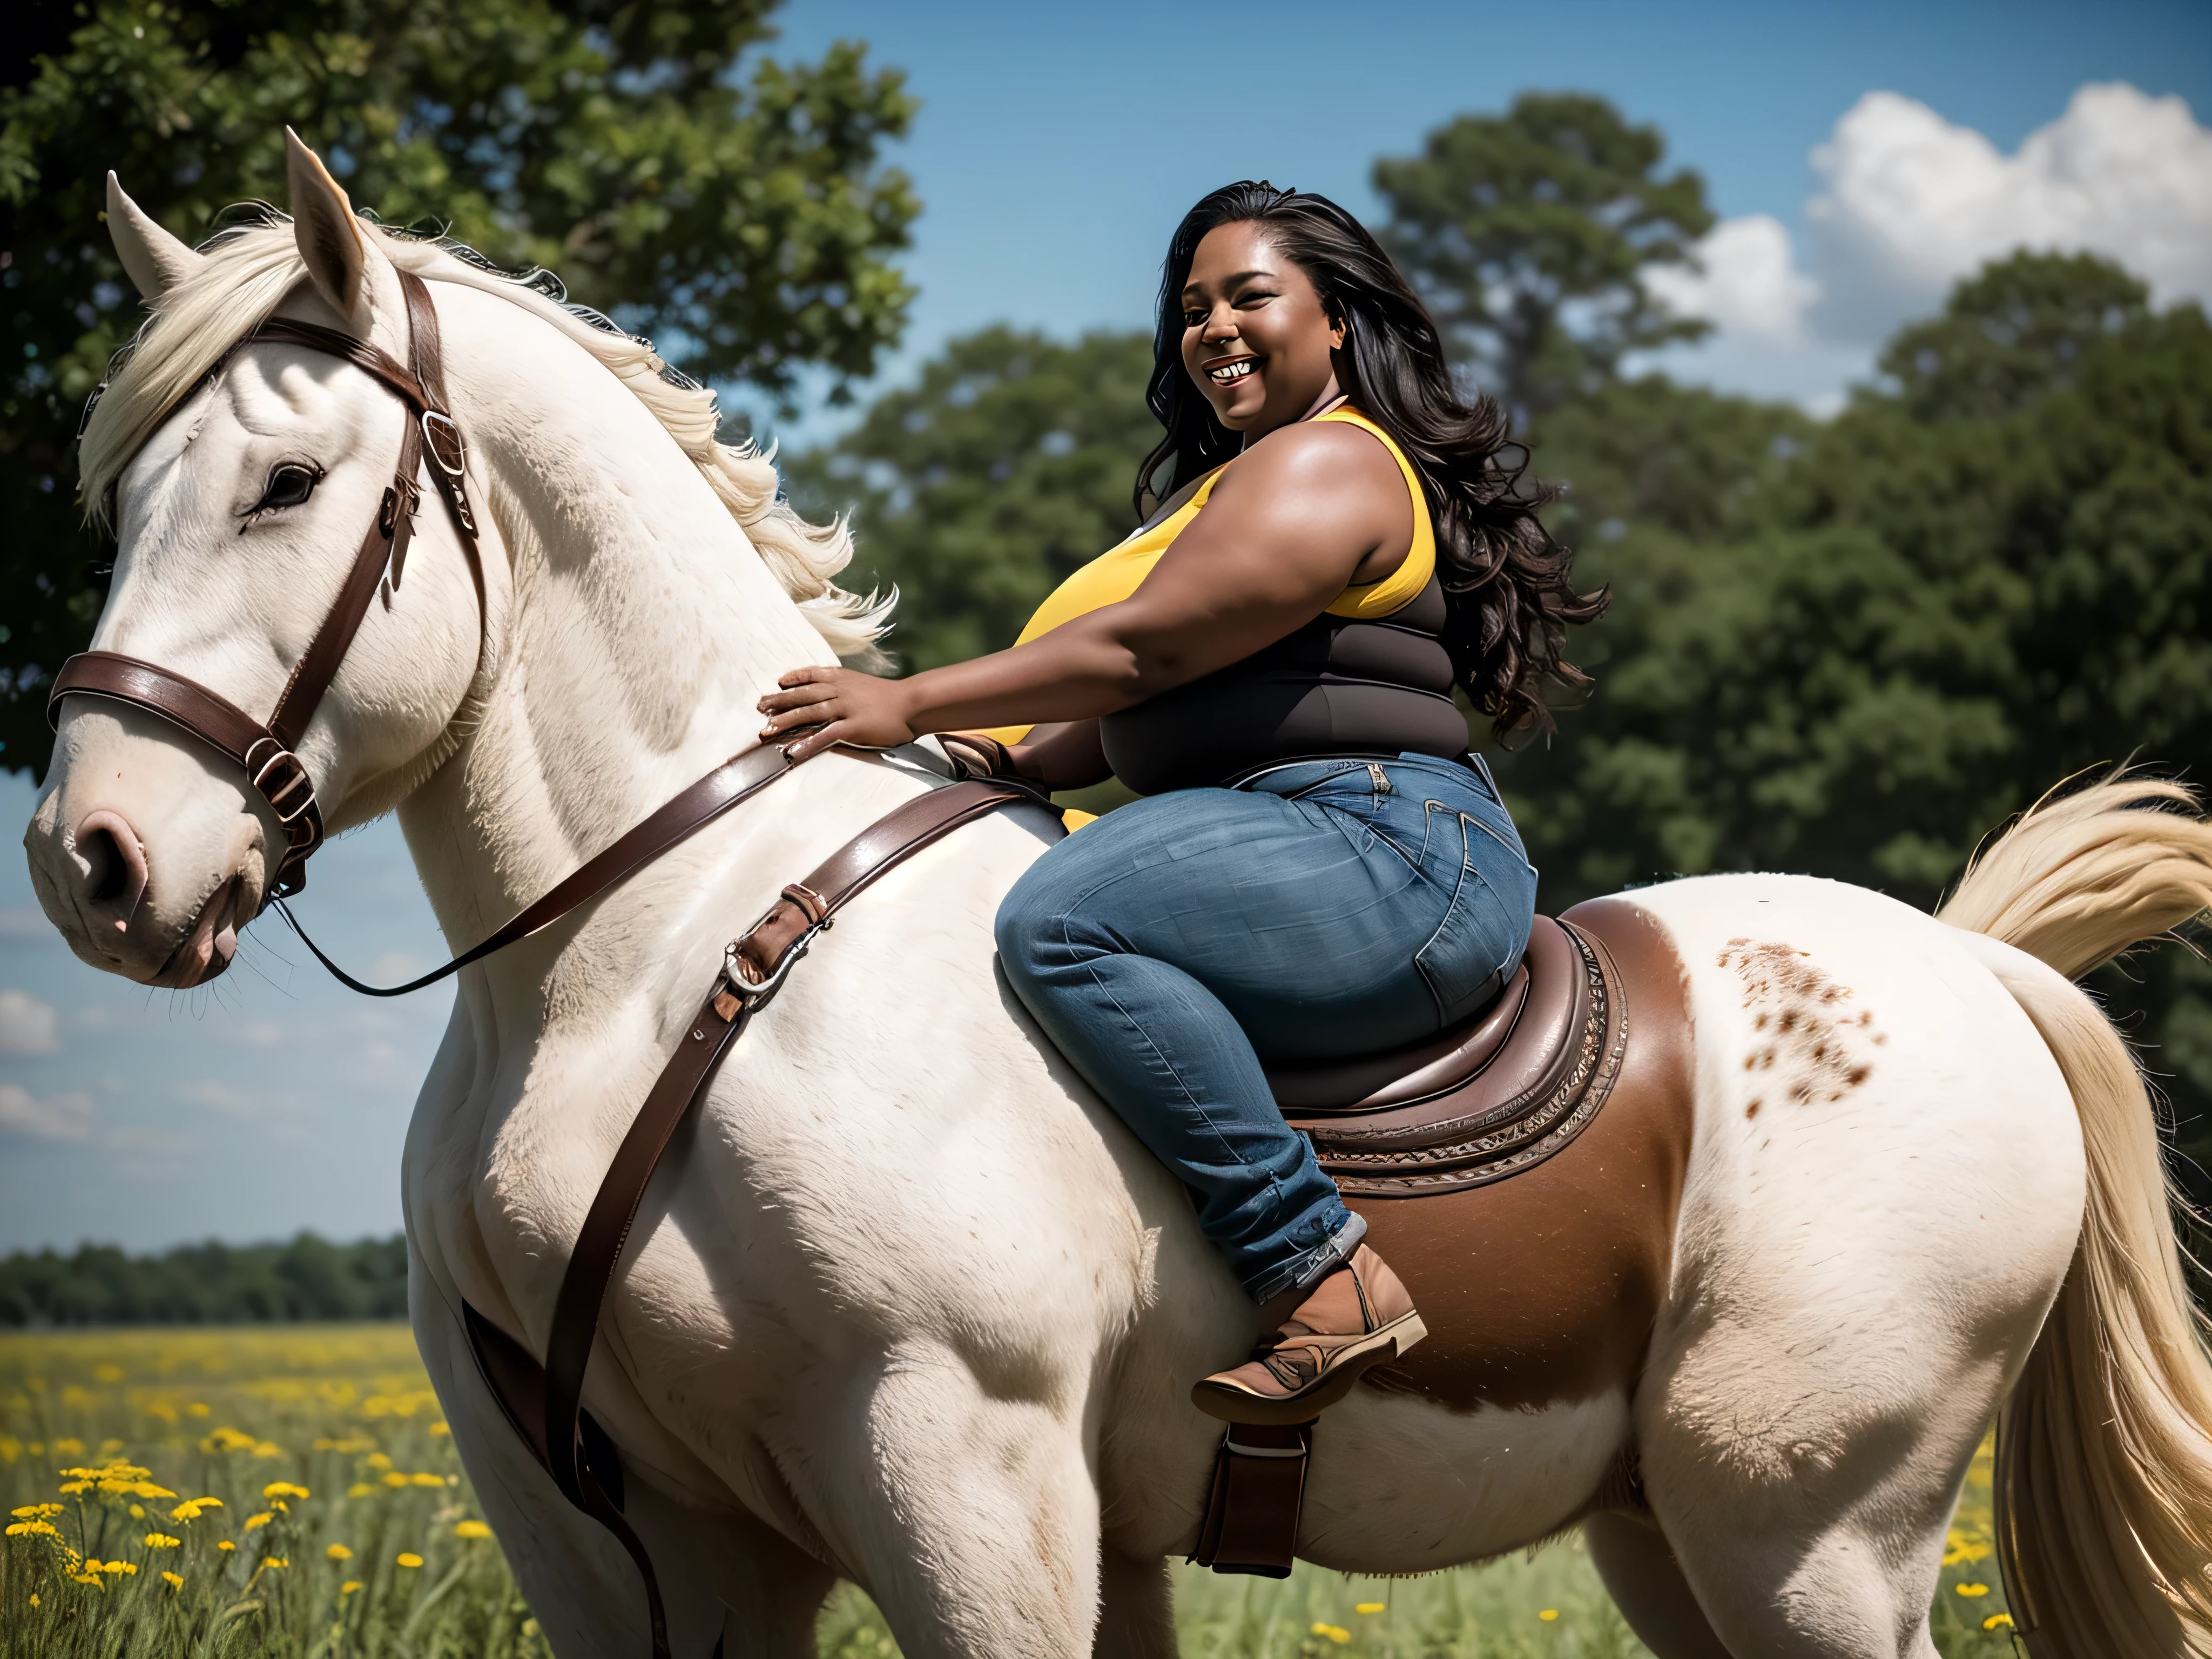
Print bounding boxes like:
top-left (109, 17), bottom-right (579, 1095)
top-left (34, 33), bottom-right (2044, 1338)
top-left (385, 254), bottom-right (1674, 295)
top-left (48, 268), bottom-right (482, 899)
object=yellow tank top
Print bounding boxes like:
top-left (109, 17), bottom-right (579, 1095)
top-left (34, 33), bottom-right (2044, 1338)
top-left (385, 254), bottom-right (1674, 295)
top-left (979, 406), bottom-right (1434, 746)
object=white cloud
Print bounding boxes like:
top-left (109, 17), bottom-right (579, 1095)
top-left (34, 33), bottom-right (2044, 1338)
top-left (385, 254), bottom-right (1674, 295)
top-left (0, 989), bottom-right (60, 1056)
top-left (0, 1084), bottom-right (94, 1142)
top-left (1643, 82), bottom-right (2212, 410)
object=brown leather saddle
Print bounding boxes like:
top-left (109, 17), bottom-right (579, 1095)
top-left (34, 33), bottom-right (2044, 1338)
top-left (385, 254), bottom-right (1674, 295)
top-left (1192, 905), bottom-right (1676, 1580)
top-left (1263, 913), bottom-right (1626, 1193)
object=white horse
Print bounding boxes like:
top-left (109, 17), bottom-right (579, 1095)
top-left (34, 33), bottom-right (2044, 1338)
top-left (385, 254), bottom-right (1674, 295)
top-left (25, 142), bottom-right (2212, 1659)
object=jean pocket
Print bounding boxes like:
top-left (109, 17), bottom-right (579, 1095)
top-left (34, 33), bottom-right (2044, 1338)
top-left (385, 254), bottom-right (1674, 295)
top-left (1412, 808), bottom-right (1526, 1026)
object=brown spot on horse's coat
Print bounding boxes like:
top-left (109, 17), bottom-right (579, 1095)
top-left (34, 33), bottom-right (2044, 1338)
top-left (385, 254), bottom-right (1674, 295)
top-left (1715, 939), bottom-right (1883, 1110)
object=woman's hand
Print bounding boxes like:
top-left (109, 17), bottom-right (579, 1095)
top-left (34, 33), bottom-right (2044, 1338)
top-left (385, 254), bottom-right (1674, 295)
top-left (758, 666), bottom-right (919, 760)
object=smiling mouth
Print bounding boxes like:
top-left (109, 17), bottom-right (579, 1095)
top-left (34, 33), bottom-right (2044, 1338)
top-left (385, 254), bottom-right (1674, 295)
top-left (1208, 358), bottom-right (1259, 385)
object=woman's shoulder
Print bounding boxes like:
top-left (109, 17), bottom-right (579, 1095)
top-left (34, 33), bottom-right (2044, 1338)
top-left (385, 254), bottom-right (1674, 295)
top-left (1225, 411), bottom-right (1401, 491)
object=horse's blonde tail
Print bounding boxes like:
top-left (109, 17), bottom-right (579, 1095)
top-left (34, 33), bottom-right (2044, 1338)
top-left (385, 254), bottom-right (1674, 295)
top-left (1938, 773), bottom-right (2212, 1657)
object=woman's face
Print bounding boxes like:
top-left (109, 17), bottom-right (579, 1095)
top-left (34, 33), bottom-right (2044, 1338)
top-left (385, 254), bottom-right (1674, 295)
top-left (1181, 221), bottom-right (1345, 439)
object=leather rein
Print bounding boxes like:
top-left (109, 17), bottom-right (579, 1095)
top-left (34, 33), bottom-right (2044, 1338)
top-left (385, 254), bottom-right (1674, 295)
top-left (48, 274), bottom-right (1050, 1657)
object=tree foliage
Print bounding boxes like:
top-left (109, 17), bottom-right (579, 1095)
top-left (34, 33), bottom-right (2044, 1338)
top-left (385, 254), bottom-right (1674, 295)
top-left (784, 326), bottom-right (1158, 671)
top-left (1373, 92), bottom-right (1714, 420)
top-left (2, 0), bottom-right (918, 772)
top-left (0, 1233), bottom-right (408, 1326)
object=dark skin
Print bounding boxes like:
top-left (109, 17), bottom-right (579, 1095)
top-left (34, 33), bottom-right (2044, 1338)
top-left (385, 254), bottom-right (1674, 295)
top-left (758, 221), bottom-right (1414, 782)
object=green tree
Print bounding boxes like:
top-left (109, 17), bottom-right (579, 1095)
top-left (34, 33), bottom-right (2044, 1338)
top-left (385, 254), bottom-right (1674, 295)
top-left (1373, 92), bottom-right (1714, 420)
top-left (785, 326), bottom-right (1158, 670)
top-left (2, 0), bottom-right (918, 773)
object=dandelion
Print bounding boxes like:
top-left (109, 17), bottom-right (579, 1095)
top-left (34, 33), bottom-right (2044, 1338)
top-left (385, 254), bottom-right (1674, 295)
top-left (327, 1543), bottom-right (353, 1561)
top-left (1956, 1583), bottom-right (1991, 1597)
top-left (170, 1497), bottom-right (222, 1522)
top-left (264, 1482), bottom-right (311, 1502)
top-left (1539, 1609), bottom-right (1560, 1622)
top-left (217, 1541), bottom-right (237, 1554)
top-left (100, 1560), bottom-right (137, 1576)
top-left (410, 1472), bottom-right (446, 1488)
top-left (341, 1580), bottom-right (362, 1595)
top-left (1355, 1601), bottom-right (1385, 1614)
top-left (454, 1520), bottom-right (493, 1540)
top-left (396, 1552), bottom-right (424, 1569)
top-left (6, 1520), bottom-right (59, 1539)
top-left (144, 1533), bottom-right (181, 1549)
top-left (382, 1472), bottom-right (409, 1488)
top-left (243, 1512), bottom-right (274, 1531)
top-left (1984, 1613), bottom-right (2015, 1630)
top-left (10, 1504), bottom-right (60, 1520)
top-left (161, 1571), bottom-right (184, 1590)
top-left (1310, 1623), bottom-right (1351, 1644)
top-left (201, 1426), bottom-right (258, 1455)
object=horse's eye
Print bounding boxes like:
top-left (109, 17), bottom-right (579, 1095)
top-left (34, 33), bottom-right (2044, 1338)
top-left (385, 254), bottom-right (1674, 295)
top-left (258, 462), bottom-right (322, 510)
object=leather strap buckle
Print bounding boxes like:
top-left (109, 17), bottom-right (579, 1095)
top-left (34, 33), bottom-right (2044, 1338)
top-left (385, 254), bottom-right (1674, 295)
top-left (721, 925), bottom-right (819, 1008)
top-left (243, 737), bottom-right (317, 825)
top-left (421, 408), bottom-right (467, 478)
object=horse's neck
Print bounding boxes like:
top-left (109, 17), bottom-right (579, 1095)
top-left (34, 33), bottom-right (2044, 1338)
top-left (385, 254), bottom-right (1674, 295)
top-left (394, 283), bottom-right (833, 950)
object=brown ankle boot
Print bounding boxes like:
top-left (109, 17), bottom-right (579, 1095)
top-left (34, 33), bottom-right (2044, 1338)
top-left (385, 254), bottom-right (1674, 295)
top-left (1191, 1245), bottom-right (1427, 1425)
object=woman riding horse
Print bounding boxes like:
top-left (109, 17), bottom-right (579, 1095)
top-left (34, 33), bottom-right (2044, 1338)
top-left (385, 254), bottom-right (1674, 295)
top-left (759, 181), bottom-right (1604, 1423)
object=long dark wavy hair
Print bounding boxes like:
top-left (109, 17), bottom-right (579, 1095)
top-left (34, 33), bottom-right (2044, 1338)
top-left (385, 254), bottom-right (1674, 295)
top-left (1137, 181), bottom-right (1605, 737)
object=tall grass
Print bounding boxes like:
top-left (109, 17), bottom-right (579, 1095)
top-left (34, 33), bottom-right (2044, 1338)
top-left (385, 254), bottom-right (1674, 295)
top-left (3, 1327), bottom-right (2019, 1656)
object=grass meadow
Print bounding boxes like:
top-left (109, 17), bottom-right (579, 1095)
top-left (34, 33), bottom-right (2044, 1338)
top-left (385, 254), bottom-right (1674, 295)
top-left (2, 1325), bottom-right (2020, 1657)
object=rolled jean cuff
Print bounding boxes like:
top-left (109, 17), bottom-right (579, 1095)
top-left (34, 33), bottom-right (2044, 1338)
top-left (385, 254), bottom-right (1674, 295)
top-left (1243, 1208), bottom-right (1367, 1306)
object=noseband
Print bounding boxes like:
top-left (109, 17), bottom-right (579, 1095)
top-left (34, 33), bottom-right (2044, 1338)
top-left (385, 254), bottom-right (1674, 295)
top-left (47, 269), bottom-right (481, 898)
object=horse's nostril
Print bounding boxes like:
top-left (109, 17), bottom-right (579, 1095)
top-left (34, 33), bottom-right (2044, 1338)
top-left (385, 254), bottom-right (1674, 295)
top-left (82, 825), bottom-right (129, 903)
top-left (72, 810), bottom-right (149, 919)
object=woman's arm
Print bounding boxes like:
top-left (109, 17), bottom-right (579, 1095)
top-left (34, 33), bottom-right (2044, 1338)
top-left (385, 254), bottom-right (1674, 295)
top-left (761, 420), bottom-right (1410, 758)
top-left (1009, 720), bottom-right (1112, 790)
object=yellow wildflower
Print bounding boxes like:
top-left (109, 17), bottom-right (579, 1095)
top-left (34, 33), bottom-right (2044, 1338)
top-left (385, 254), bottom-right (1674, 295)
top-left (263, 1482), bottom-right (311, 1502)
top-left (70, 1570), bottom-right (102, 1586)
top-left (251, 1442), bottom-right (284, 1459)
top-left (1539, 1609), bottom-right (1560, 1621)
top-left (327, 1543), bottom-right (353, 1561)
top-left (341, 1580), bottom-right (362, 1595)
top-left (243, 1513), bottom-right (274, 1532)
top-left (410, 1473), bottom-right (446, 1488)
top-left (1984, 1613), bottom-right (2015, 1630)
top-left (1355, 1602), bottom-right (1385, 1615)
top-left (27, 1593), bottom-right (37, 1606)
top-left (101, 1560), bottom-right (136, 1576)
top-left (187, 1404), bottom-right (209, 1417)
top-left (381, 1473), bottom-right (409, 1488)
top-left (430, 1421), bottom-right (450, 1436)
top-left (1957, 1583), bottom-right (1991, 1597)
top-left (51, 1439), bottom-right (85, 1456)
top-left (366, 1453), bottom-right (393, 1471)
top-left (144, 1533), bottom-right (181, 1549)
top-left (1310, 1624), bottom-right (1351, 1644)
top-left (161, 1571), bottom-right (183, 1590)
top-left (454, 1520), bottom-right (493, 1540)
top-left (263, 1557), bottom-right (288, 1570)
top-left (6, 1520), bottom-right (59, 1539)
top-left (128, 1505), bottom-right (144, 1519)
top-left (396, 1552), bottom-right (423, 1569)
top-left (10, 1504), bottom-right (60, 1520)
top-left (170, 1498), bottom-right (221, 1522)
top-left (217, 1541), bottom-right (237, 1553)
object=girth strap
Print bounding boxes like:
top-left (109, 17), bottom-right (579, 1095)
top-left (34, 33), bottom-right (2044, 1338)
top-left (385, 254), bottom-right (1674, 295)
top-left (463, 774), bottom-right (1049, 1659)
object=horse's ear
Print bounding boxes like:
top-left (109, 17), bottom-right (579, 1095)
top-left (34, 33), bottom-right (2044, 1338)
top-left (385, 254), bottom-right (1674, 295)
top-left (106, 173), bottom-right (203, 300)
top-left (285, 128), bottom-right (366, 318)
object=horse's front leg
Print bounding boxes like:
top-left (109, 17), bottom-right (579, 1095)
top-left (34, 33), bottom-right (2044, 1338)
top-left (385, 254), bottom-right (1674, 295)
top-left (799, 1347), bottom-right (1105, 1659)
top-left (410, 1242), bottom-right (832, 1658)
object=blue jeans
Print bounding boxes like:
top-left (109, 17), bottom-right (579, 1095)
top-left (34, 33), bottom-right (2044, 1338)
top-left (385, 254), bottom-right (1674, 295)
top-left (995, 754), bottom-right (1537, 1303)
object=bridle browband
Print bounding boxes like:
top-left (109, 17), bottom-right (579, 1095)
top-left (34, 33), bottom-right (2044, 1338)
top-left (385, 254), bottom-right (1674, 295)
top-left (48, 268), bottom-right (482, 899)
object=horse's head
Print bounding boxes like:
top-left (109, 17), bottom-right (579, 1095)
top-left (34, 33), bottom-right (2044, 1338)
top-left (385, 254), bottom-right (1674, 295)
top-left (25, 135), bottom-right (492, 988)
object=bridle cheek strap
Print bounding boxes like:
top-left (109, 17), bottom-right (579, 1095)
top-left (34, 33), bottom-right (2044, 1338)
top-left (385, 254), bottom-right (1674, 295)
top-left (45, 269), bottom-right (481, 898)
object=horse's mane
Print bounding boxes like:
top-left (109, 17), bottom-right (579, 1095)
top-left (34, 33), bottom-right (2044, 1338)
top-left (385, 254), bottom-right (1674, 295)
top-left (77, 213), bottom-right (889, 660)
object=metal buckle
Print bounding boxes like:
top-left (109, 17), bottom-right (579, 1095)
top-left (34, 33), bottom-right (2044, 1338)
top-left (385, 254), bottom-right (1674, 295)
top-left (720, 924), bottom-right (821, 1009)
top-left (421, 409), bottom-right (467, 478)
top-left (243, 737), bottom-right (317, 825)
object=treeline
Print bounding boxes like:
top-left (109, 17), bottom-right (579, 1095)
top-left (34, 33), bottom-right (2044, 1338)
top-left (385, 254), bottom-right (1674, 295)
top-left (787, 96), bottom-right (2212, 1187)
top-left (0, 1234), bottom-right (409, 1327)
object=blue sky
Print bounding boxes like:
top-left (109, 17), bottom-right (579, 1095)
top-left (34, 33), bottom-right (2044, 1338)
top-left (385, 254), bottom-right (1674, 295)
top-left (6, 0), bottom-right (2209, 1252)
